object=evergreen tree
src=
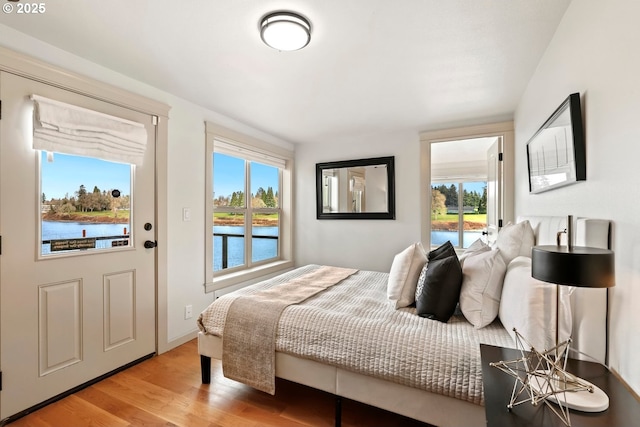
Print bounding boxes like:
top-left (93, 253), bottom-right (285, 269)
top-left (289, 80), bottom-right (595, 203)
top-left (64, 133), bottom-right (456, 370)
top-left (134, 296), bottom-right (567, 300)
top-left (447, 184), bottom-right (458, 208)
top-left (463, 189), bottom-right (480, 211)
top-left (264, 187), bottom-right (276, 207)
top-left (76, 185), bottom-right (88, 212)
top-left (230, 191), bottom-right (245, 208)
top-left (478, 186), bottom-right (487, 214)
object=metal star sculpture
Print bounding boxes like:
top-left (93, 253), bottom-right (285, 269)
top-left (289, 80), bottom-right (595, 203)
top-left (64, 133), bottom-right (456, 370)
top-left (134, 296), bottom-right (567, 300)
top-left (489, 329), bottom-right (595, 427)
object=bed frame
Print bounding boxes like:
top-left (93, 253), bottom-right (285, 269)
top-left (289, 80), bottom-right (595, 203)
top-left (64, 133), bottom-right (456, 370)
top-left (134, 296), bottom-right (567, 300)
top-left (198, 216), bottom-right (610, 427)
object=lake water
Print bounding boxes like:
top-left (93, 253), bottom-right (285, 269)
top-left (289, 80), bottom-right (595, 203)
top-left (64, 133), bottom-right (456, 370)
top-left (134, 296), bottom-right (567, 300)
top-left (41, 221), bottom-right (278, 264)
top-left (213, 225), bottom-right (278, 271)
top-left (431, 230), bottom-right (484, 249)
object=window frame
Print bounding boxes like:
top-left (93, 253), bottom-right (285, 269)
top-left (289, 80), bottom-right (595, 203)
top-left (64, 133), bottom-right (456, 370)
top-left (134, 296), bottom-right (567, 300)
top-left (205, 122), bottom-right (294, 292)
top-left (420, 122), bottom-right (515, 252)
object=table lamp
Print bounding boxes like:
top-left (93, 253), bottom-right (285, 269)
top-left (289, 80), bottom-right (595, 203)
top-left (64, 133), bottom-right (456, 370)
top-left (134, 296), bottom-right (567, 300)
top-left (491, 216), bottom-right (615, 426)
top-left (530, 217), bottom-right (615, 420)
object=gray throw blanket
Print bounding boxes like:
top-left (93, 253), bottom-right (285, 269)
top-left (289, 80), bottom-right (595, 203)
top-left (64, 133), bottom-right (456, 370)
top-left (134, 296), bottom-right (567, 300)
top-left (221, 266), bottom-right (358, 394)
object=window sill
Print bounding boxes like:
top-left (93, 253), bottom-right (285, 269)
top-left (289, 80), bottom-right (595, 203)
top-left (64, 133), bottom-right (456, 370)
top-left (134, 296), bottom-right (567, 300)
top-left (204, 259), bottom-right (294, 294)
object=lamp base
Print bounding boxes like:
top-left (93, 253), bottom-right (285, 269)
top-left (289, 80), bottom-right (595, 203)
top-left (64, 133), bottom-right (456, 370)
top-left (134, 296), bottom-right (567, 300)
top-left (490, 331), bottom-right (610, 426)
top-left (529, 370), bottom-right (609, 412)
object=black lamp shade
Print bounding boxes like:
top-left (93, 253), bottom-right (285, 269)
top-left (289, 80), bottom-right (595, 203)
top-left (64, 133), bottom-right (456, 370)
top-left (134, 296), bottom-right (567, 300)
top-left (532, 245), bottom-right (615, 288)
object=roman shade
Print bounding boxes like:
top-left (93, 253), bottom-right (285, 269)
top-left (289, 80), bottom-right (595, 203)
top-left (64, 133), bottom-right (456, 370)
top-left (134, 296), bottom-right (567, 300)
top-left (214, 138), bottom-right (286, 169)
top-left (31, 94), bottom-right (148, 166)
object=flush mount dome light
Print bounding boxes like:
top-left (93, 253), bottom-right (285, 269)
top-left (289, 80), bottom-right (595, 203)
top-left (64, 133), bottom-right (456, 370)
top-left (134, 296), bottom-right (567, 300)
top-left (260, 12), bottom-right (311, 51)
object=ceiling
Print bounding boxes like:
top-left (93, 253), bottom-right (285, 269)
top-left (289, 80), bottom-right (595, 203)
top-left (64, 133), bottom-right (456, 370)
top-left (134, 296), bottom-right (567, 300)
top-left (0, 0), bottom-right (571, 145)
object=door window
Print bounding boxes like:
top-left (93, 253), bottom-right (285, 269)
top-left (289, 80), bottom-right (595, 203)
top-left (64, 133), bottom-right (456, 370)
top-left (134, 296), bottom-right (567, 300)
top-left (40, 152), bottom-right (133, 256)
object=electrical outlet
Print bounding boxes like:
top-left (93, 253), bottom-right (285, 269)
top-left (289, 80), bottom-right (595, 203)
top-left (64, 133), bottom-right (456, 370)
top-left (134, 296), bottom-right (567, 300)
top-left (185, 304), bottom-right (193, 319)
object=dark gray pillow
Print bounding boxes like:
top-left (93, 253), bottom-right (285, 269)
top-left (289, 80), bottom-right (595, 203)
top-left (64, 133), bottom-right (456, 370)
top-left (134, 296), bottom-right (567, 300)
top-left (414, 240), bottom-right (457, 303)
top-left (415, 253), bottom-right (463, 322)
top-left (428, 240), bottom-right (456, 261)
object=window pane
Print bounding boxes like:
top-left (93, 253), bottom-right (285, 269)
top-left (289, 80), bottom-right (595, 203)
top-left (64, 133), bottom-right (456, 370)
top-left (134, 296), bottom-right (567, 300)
top-left (213, 152), bottom-right (245, 208)
top-left (251, 213), bottom-right (279, 263)
top-left (462, 182), bottom-right (487, 248)
top-left (40, 152), bottom-right (131, 255)
top-left (250, 161), bottom-right (279, 208)
top-left (213, 213), bottom-right (245, 271)
top-left (431, 183), bottom-right (459, 247)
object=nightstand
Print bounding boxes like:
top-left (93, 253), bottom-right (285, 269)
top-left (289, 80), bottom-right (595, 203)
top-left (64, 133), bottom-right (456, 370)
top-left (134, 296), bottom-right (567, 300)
top-left (480, 344), bottom-right (640, 426)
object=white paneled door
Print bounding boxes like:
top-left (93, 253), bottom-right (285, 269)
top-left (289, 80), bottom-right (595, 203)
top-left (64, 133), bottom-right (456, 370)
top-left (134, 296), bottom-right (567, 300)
top-left (485, 137), bottom-right (503, 246)
top-left (0, 72), bottom-right (157, 419)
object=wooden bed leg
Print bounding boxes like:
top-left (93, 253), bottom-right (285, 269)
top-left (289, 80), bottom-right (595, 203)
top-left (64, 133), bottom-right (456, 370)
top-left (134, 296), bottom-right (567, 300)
top-left (335, 395), bottom-right (342, 427)
top-left (200, 355), bottom-right (211, 384)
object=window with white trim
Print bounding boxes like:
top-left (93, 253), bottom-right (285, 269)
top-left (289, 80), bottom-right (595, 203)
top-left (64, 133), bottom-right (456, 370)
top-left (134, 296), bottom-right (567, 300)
top-left (205, 122), bottom-right (293, 291)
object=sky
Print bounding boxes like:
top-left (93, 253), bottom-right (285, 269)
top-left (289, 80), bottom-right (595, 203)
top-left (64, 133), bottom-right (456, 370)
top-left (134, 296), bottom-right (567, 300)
top-left (213, 152), bottom-right (279, 199)
top-left (41, 152), bottom-right (131, 200)
top-left (41, 151), bottom-right (278, 203)
top-left (462, 181), bottom-right (486, 194)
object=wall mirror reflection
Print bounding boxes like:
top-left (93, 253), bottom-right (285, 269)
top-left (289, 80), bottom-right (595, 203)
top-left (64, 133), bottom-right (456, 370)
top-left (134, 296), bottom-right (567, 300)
top-left (316, 156), bottom-right (395, 220)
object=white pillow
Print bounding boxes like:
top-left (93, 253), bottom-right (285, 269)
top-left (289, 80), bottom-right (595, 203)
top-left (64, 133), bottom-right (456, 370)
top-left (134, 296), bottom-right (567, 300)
top-left (499, 256), bottom-right (572, 351)
top-left (387, 243), bottom-right (427, 309)
top-left (495, 220), bottom-right (535, 264)
top-left (459, 238), bottom-right (491, 268)
top-left (459, 248), bottom-right (506, 328)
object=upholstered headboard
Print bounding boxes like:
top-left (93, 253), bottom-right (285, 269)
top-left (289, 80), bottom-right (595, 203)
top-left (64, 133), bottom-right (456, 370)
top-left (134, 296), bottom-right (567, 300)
top-left (517, 216), bottom-right (610, 364)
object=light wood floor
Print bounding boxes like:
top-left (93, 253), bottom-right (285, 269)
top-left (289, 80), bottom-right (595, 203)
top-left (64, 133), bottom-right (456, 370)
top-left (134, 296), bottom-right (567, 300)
top-left (9, 339), bottom-right (432, 427)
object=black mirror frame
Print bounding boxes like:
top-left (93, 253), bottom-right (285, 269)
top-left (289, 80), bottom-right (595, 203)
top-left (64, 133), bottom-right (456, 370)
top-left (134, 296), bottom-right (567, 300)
top-left (316, 156), bottom-right (395, 220)
top-left (526, 93), bottom-right (586, 194)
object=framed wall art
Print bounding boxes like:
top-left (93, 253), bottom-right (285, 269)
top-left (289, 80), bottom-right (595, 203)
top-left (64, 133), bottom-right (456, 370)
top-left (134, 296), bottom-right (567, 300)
top-left (527, 93), bottom-right (586, 194)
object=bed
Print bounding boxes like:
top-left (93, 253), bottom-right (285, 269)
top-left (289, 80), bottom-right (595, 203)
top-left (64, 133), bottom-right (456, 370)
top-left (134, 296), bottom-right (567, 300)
top-left (197, 216), bottom-right (610, 427)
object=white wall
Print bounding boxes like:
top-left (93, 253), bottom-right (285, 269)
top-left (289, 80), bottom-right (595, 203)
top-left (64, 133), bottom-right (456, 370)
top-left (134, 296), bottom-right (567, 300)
top-left (514, 1), bottom-right (640, 395)
top-left (294, 131), bottom-right (422, 272)
top-left (0, 25), bottom-right (295, 349)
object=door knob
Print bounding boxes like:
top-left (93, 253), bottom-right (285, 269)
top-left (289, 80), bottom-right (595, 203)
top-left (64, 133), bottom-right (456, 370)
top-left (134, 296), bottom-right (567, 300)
top-left (144, 240), bottom-right (157, 249)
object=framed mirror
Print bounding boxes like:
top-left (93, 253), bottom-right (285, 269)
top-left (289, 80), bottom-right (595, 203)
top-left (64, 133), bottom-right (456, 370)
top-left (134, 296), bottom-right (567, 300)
top-left (316, 156), bottom-right (395, 220)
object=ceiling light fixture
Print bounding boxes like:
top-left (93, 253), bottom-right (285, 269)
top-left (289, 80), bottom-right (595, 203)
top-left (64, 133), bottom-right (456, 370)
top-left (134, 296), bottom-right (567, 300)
top-left (260, 11), bottom-right (311, 51)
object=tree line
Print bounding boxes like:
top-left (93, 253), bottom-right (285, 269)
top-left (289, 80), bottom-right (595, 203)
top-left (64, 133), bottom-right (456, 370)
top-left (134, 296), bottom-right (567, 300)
top-left (43, 184), bottom-right (129, 215)
top-left (213, 186), bottom-right (278, 209)
top-left (431, 184), bottom-right (487, 219)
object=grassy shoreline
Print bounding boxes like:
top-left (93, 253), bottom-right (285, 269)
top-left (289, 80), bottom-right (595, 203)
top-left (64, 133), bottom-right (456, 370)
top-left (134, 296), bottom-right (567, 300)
top-left (214, 213), bottom-right (278, 226)
top-left (432, 220), bottom-right (486, 231)
top-left (42, 211), bottom-right (129, 224)
top-left (41, 212), bottom-right (483, 230)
